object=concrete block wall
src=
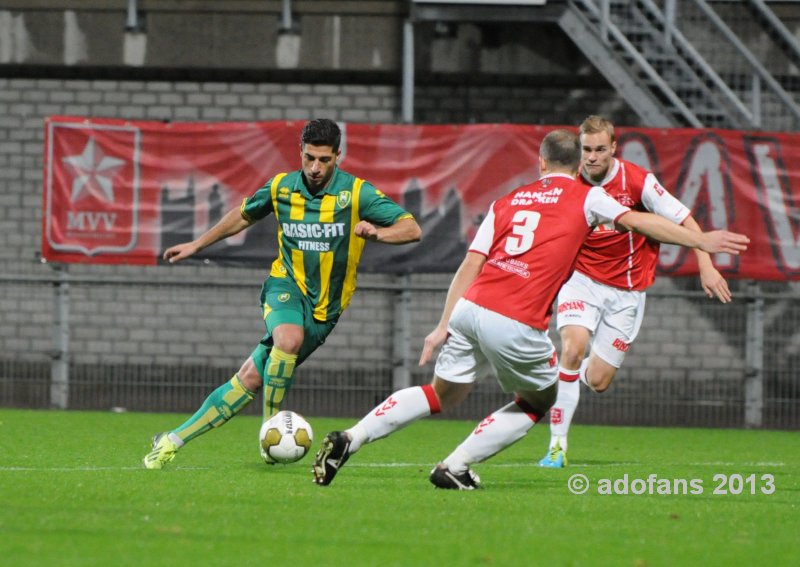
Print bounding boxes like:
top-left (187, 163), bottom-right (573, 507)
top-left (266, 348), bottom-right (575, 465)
top-left (0, 76), bottom-right (746, 414)
top-left (0, 76), bottom-right (631, 265)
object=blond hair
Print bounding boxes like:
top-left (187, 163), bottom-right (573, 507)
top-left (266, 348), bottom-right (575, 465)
top-left (579, 115), bottom-right (615, 143)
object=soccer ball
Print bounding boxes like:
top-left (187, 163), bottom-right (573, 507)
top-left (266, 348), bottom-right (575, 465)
top-left (259, 410), bottom-right (313, 464)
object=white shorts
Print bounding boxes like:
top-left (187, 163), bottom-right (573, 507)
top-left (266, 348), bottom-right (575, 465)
top-left (555, 271), bottom-right (646, 368)
top-left (435, 299), bottom-right (558, 393)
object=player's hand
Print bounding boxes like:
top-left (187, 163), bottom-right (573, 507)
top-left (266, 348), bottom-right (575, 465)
top-left (699, 266), bottom-right (732, 303)
top-left (162, 242), bottom-right (199, 264)
top-left (419, 325), bottom-right (448, 366)
top-left (699, 230), bottom-right (749, 255)
top-left (354, 220), bottom-right (380, 241)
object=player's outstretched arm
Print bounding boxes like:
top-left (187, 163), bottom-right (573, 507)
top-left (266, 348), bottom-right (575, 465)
top-left (163, 207), bottom-right (253, 264)
top-left (617, 211), bottom-right (749, 256)
top-left (419, 251), bottom-right (485, 366)
top-left (354, 217), bottom-right (421, 244)
top-left (695, 230), bottom-right (750, 255)
top-left (682, 216), bottom-right (732, 303)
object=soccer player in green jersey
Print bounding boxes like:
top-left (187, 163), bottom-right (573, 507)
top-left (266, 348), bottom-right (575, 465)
top-left (144, 119), bottom-right (421, 469)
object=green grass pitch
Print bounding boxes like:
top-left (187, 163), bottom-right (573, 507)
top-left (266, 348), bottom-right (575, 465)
top-left (0, 408), bottom-right (797, 567)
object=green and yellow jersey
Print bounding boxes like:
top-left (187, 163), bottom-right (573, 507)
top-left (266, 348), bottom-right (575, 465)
top-left (241, 168), bottom-right (413, 322)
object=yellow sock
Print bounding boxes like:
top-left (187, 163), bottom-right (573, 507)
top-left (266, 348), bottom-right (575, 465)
top-left (174, 374), bottom-right (255, 442)
top-left (263, 347), bottom-right (298, 420)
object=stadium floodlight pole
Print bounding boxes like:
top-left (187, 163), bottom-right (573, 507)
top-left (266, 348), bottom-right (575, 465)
top-left (402, 19), bottom-right (414, 124)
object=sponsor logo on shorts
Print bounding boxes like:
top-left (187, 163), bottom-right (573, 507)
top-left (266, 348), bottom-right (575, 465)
top-left (612, 338), bottom-right (630, 352)
top-left (278, 293), bottom-right (291, 302)
top-left (550, 407), bottom-right (563, 425)
top-left (558, 300), bottom-right (586, 313)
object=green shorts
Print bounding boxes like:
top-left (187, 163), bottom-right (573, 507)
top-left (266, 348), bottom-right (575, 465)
top-left (250, 276), bottom-right (338, 380)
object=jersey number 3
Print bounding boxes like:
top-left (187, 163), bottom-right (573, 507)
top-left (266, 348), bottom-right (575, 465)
top-left (505, 210), bottom-right (541, 255)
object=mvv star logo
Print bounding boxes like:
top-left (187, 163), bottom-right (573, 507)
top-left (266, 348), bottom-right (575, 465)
top-left (45, 121), bottom-right (141, 258)
top-left (63, 137), bottom-right (126, 203)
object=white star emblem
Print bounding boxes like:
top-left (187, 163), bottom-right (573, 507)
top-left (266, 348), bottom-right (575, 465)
top-left (62, 137), bottom-right (125, 202)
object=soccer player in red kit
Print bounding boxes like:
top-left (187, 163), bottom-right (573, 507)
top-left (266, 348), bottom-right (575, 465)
top-left (538, 115), bottom-right (733, 468)
top-left (312, 129), bottom-right (748, 489)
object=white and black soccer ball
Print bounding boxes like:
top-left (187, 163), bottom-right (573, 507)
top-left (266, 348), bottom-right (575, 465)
top-left (259, 410), bottom-right (313, 464)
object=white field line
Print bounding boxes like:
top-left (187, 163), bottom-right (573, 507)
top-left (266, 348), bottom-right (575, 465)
top-left (0, 461), bottom-right (785, 472)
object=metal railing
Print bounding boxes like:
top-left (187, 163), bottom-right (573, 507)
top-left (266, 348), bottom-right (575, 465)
top-left (565, 0), bottom-right (800, 130)
top-left (1, 265), bottom-right (798, 429)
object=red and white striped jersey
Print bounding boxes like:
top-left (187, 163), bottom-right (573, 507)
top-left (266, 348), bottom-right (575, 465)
top-left (574, 158), bottom-right (690, 290)
top-left (464, 173), bottom-right (629, 330)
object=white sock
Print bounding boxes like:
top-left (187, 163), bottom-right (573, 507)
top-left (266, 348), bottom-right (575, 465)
top-left (443, 398), bottom-right (542, 473)
top-left (345, 384), bottom-right (441, 454)
top-left (548, 365), bottom-right (582, 452)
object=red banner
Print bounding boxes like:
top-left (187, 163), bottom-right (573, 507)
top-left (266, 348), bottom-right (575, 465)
top-left (42, 116), bottom-right (800, 279)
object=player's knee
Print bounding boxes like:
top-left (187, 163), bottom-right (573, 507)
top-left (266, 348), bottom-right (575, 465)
top-left (559, 334), bottom-right (589, 368)
top-left (275, 338), bottom-right (302, 354)
top-left (272, 325), bottom-right (304, 354)
top-left (560, 344), bottom-right (586, 368)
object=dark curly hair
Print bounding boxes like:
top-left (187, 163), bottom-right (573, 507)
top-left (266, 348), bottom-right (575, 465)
top-left (301, 119), bottom-right (342, 152)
